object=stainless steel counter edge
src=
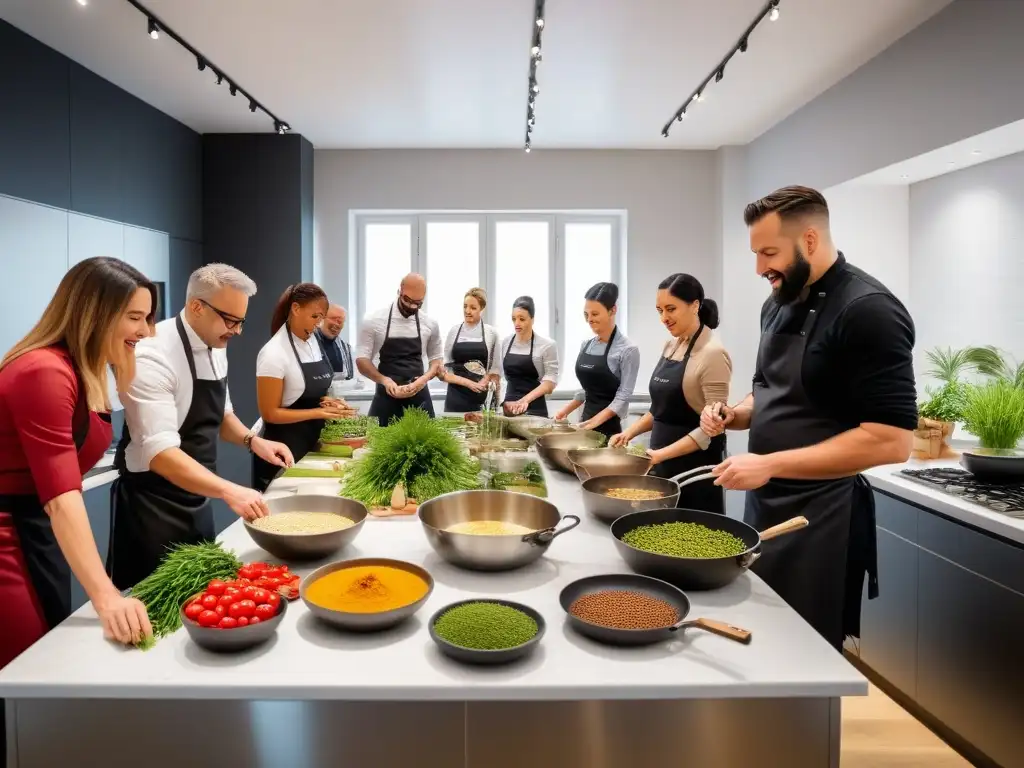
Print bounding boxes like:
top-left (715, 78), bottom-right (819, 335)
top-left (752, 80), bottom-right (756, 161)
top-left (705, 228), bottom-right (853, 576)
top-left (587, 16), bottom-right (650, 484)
top-left (863, 461), bottom-right (1024, 545)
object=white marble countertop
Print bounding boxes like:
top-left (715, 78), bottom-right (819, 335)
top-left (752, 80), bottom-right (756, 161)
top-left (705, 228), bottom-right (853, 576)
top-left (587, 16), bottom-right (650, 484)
top-left (863, 458), bottom-right (1024, 545)
top-left (0, 466), bottom-right (865, 702)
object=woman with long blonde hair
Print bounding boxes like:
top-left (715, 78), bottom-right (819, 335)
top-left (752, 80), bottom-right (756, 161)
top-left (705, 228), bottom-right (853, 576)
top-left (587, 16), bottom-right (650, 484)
top-left (0, 257), bottom-right (157, 676)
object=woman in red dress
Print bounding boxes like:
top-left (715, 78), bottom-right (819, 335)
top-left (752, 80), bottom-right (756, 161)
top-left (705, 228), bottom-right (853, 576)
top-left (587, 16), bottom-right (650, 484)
top-left (0, 257), bottom-right (156, 673)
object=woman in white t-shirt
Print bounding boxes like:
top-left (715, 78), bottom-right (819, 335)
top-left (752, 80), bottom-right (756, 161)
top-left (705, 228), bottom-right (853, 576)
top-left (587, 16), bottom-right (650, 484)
top-left (437, 287), bottom-right (500, 413)
top-left (253, 283), bottom-right (348, 491)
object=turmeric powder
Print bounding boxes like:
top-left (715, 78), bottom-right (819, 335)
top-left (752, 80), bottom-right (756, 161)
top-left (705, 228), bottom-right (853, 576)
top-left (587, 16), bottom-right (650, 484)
top-left (305, 565), bottom-right (429, 614)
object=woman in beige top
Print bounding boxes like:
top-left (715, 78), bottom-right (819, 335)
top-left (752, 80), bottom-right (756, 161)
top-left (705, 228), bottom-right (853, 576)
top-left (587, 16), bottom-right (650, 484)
top-left (610, 273), bottom-right (732, 514)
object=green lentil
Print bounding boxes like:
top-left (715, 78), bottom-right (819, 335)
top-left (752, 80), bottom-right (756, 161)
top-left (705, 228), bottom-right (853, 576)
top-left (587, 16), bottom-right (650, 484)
top-left (433, 602), bottom-right (538, 650)
top-left (622, 521), bottom-right (747, 559)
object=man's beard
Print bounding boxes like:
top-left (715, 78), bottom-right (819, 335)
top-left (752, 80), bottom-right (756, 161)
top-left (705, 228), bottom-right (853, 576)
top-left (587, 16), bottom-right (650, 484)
top-left (769, 246), bottom-right (812, 305)
top-left (398, 302), bottom-right (418, 318)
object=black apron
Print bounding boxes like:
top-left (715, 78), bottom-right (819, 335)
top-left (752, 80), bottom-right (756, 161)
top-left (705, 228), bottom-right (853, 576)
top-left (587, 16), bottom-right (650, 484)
top-left (0, 384), bottom-right (95, 630)
top-left (107, 317), bottom-right (224, 591)
top-left (502, 334), bottom-right (548, 417)
top-left (575, 327), bottom-right (623, 440)
top-left (443, 323), bottom-right (492, 413)
top-left (744, 289), bottom-right (879, 650)
top-left (252, 331), bottom-right (334, 493)
top-left (317, 329), bottom-right (353, 380)
top-left (647, 325), bottom-right (726, 514)
top-left (368, 306), bottom-right (435, 425)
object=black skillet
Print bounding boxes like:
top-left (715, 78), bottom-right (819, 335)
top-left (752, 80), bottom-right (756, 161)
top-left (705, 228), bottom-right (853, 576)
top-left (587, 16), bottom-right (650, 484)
top-left (960, 448), bottom-right (1024, 482)
top-left (559, 573), bottom-right (751, 647)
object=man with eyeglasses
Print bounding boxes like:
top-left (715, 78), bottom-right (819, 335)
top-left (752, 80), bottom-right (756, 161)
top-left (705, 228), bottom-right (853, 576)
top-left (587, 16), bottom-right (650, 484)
top-left (356, 273), bottom-right (443, 425)
top-left (108, 264), bottom-right (294, 590)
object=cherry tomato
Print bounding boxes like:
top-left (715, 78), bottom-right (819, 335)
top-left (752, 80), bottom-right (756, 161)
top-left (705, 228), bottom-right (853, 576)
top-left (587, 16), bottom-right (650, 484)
top-left (266, 592), bottom-right (282, 610)
top-left (206, 579), bottom-right (227, 596)
top-left (251, 588), bottom-right (270, 605)
top-left (238, 566), bottom-right (257, 580)
top-left (236, 616), bottom-right (249, 627)
top-left (261, 577), bottom-right (281, 589)
top-left (214, 604), bottom-right (227, 618)
top-left (218, 594), bottom-right (236, 608)
top-left (248, 616), bottom-right (261, 625)
top-left (264, 567), bottom-right (283, 579)
top-left (254, 603), bottom-right (276, 621)
top-left (252, 562), bottom-right (269, 572)
top-left (184, 603), bottom-right (203, 621)
top-left (228, 599), bottom-right (256, 619)
top-left (240, 586), bottom-right (258, 600)
top-left (217, 616), bottom-right (238, 629)
top-left (200, 594), bottom-right (219, 610)
top-left (198, 610), bottom-right (219, 627)
top-left (224, 587), bottom-right (241, 599)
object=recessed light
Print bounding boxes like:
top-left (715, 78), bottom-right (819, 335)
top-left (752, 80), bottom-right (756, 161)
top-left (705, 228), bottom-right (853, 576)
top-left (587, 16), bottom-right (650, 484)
top-left (947, 161), bottom-right (956, 166)
top-left (970, 149), bottom-right (982, 156)
top-left (900, 174), bottom-right (909, 180)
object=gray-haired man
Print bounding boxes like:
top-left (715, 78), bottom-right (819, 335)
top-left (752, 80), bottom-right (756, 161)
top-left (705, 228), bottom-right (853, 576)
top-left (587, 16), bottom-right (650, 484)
top-left (108, 264), bottom-right (293, 589)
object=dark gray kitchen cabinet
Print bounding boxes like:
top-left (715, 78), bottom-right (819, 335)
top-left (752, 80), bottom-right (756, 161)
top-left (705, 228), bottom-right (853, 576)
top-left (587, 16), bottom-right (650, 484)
top-left (71, 483), bottom-right (113, 612)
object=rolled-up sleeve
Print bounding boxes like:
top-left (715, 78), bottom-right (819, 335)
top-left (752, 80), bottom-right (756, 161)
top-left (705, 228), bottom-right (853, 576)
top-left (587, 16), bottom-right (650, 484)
top-left (121, 353), bottom-right (182, 468)
top-left (688, 346), bottom-right (732, 450)
top-left (356, 313), bottom-right (379, 361)
top-left (9, 358), bottom-right (85, 505)
top-left (540, 341), bottom-right (559, 384)
top-left (608, 344), bottom-right (641, 418)
top-left (426, 320), bottom-right (443, 362)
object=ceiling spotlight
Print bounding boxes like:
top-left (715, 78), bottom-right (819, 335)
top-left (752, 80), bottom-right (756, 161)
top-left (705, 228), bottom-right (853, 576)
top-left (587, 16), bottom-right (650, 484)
top-left (249, 99), bottom-right (258, 113)
top-left (528, 116), bottom-right (536, 127)
top-left (662, 128), bottom-right (669, 138)
top-left (536, 18), bottom-right (544, 28)
top-left (216, 73), bottom-right (224, 86)
top-left (715, 68), bottom-right (724, 83)
top-left (275, 121), bottom-right (290, 135)
top-left (676, 112), bottom-right (686, 122)
top-left (532, 82), bottom-right (540, 94)
top-left (525, 143), bottom-right (531, 153)
top-left (739, 38), bottom-right (748, 53)
top-left (229, 84), bottom-right (237, 96)
top-left (76, 0), bottom-right (87, 6)
top-left (197, 57), bottom-right (207, 72)
top-left (769, 4), bottom-right (780, 21)
top-left (148, 18), bottom-right (159, 39)
top-left (697, 92), bottom-right (706, 103)
top-left (531, 46), bottom-right (540, 57)
top-left (691, 93), bottom-right (699, 102)
top-left (900, 174), bottom-right (909, 180)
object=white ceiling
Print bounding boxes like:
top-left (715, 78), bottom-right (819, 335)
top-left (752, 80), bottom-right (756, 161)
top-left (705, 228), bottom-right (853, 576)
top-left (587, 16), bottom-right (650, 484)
top-left (2, 0), bottom-right (949, 149)
top-left (847, 118), bottom-right (1024, 186)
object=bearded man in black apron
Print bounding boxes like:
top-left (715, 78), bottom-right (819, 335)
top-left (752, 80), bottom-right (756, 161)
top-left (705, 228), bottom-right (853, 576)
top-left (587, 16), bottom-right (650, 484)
top-left (706, 186), bottom-right (917, 651)
top-left (108, 265), bottom-right (294, 590)
top-left (356, 273), bottom-right (444, 425)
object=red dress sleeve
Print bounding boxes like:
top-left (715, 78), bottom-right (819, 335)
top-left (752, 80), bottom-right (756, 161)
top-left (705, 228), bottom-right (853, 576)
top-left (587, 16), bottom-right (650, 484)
top-left (8, 354), bottom-right (85, 505)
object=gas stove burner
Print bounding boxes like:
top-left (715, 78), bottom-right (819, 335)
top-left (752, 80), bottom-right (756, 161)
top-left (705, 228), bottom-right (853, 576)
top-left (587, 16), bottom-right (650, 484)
top-left (900, 468), bottom-right (1024, 518)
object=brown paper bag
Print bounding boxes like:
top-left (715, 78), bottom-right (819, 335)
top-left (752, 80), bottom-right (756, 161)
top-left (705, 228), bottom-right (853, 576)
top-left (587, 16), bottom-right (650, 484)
top-left (911, 417), bottom-right (958, 460)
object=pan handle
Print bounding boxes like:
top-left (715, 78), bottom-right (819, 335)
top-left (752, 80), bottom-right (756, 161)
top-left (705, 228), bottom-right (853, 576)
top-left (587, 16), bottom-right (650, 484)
top-left (668, 465), bottom-right (719, 489)
top-left (759, 516), bottom-right (809, 542)
top-left (524, 514), bottom-right (581, 546)
top-left (671, 617), bottom-right (752, 644)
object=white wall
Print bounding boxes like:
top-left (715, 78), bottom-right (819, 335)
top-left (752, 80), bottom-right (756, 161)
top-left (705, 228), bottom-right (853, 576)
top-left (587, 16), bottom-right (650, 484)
top-left (314, 149), bottom-right (720, 392)
top-left (909, 150), bottom-right (1024, 373)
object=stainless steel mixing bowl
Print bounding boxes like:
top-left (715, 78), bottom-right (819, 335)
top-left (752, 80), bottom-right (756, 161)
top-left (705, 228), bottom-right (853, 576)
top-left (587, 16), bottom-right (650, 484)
top-left (580, 474), bottom-right (683, 524)
top-left (244, 494), bottom-right (368, 562)
top-left (504, 415), bottom-right (576, 444)
top-left (568, 447), bottom-right (652, 482)
top-left (418, 490), bottom-right (580, 571)
top-left (534, 430), bottom-right (607, 474)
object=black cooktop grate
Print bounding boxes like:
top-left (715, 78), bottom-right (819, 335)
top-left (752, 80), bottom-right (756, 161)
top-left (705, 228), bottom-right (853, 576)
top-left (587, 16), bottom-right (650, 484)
top-left (900, 468), bottom-right (1024, 518)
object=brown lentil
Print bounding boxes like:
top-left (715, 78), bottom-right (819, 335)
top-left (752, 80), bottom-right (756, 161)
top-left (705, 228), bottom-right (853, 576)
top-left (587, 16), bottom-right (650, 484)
top-left (569, 590), bottom-right (679, 630)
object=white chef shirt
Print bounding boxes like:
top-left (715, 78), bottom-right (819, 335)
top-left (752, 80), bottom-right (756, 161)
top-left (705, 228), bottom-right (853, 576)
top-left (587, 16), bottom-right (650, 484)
top-left (356, 301), bottom-right (443, 366)
top-left (498, 333), bottom-right (560, 387)
top-left (256, 324), bottom-right (325, 407)
top-left (443, 322), bottom-right (501, 375)
top-left (121, 313), bottom-right (233, 473)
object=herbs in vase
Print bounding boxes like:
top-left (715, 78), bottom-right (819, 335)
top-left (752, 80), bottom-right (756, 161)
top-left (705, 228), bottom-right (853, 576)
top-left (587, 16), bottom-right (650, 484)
top-left (961, 380), bottom-right (1024, 451)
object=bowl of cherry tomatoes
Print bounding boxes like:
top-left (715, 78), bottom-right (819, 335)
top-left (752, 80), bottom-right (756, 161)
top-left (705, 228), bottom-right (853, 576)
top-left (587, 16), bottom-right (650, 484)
top-left (181, 576), bottom-right (288, 652)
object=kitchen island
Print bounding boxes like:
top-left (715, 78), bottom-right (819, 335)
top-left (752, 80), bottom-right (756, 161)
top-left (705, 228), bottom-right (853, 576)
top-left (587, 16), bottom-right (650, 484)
top-left (860, 460), bottom-right (1024, 768)
top-left (2, 465), bottom-right (865, 768)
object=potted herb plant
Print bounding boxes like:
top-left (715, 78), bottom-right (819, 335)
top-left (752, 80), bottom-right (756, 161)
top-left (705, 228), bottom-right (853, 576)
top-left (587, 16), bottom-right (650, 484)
top-left (913, 347), bottom-right (971, 459)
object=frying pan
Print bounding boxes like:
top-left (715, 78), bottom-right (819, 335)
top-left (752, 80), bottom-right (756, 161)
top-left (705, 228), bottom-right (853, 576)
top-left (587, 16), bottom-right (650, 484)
top-left (960, 448), bottom-right (1024, 482)
top-left (579, 465), bottom-right (717, 524)
top-left (610, 507), bottom-right (808, 591)
top-left (559, 573), bottom-right (751, 647)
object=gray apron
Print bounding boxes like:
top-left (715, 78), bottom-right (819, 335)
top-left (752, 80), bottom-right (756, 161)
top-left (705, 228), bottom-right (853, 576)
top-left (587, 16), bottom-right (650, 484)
top-left (745, 288), bottom-right (878, 650)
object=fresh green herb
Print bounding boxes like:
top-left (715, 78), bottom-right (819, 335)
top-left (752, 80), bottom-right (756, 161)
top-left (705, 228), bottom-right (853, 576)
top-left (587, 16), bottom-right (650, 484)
top-left (320, 416), bottom-right (378, 441)
top-left (130, 541), bottom-right (241, 647)
top-left (925, 346), bottom-right (975, 384)
top-left (918, 380), bottom-right (969, 423)
top-left (282, 467), bottom-right (346, 478)
top-left (307, 444), bottom-right (354, 459)
top-left (965, 346), bottom-right (1024, 389)
top-left (622, 521), bottom-right (747, 559)
top-left (961, 380), bottom-right (1024, 450)
top-left (434, 416), bottom-right (469, 432)
top-left (340, 408), bottom-right (481, 507)
top-left (625, 444), bottom-right (648, 458)
top-left (433, 602), bottom-right (538, 650)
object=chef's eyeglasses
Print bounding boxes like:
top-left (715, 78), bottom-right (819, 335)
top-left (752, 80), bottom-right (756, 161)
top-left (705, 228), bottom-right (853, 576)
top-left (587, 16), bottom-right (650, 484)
top-left (200, 299), bottom-right (246, 330)
top-left (400, 294), bottom-right (424, 309)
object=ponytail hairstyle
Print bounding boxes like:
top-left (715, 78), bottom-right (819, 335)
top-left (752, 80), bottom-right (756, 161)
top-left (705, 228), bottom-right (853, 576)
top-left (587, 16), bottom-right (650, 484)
top-left (584, 281), bottom-right (619, 311)
top-left (657, 273), bottom-right (720, 330)
top-left (512, 295), bottom-right (536, 318)
top-left (271, 282), bottom-right (328, 335)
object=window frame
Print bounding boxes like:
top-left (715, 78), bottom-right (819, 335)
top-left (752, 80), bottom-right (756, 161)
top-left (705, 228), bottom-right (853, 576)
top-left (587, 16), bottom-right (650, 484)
top-left (352, 210), bottom-right (626, 395)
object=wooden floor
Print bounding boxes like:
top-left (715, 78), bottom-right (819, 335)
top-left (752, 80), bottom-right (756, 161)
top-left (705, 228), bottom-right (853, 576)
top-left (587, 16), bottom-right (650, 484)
top-left (841, 683), bottom-right (972, 767)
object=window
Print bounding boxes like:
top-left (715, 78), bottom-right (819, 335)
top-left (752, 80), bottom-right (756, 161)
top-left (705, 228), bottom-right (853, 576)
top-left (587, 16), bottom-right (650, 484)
top-left (353, 212), bottom-right (624, 392)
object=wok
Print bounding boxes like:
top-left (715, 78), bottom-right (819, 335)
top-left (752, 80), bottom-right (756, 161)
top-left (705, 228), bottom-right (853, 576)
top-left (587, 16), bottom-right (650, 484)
top-left (960, 448), bottom-right (1024, 482)
top-left (535, 430), bottom-right (607, 474)
top-left (568, 447), bottom-right (652, 482)
top-left (418, 489), bottom-right (580, 571)
top-left (580, 465), bottom-right (715, 524)
top-left (560, 573), bottom-right (751, 647)
top-left (610, 507), bottom-right (808, 590)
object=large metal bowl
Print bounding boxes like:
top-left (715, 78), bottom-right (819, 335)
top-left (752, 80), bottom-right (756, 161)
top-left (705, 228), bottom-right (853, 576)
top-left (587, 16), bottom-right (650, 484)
top-left (180, 592), bottom-right (287, 652)
top-left (418, 490), bottom-right (580, 571)
top-left (244, 494), bottom-right (368, 562)
top-left (568, 447), bottom-right (652, 482)
top-left (504, 415), bottom-right (575, 444)
top-left (300, 557), bottom-right (434, 631)
top-left (535, 430), bottom-right (607, 474)
top-left (580, 474), bottom-right (682, 524)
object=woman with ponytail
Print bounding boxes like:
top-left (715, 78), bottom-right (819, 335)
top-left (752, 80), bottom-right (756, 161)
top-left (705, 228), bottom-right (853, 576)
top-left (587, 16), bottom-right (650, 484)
top-left (253, 283), bottom-right (350, 491)
top-left (610, 273), bottom-right (732, 514)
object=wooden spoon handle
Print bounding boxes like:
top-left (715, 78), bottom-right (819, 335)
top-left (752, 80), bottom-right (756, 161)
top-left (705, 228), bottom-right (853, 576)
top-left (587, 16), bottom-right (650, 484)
top-left (688, 618), bottom-right (752, 644)
top-left (759, 516), bottom-right (809, 542)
